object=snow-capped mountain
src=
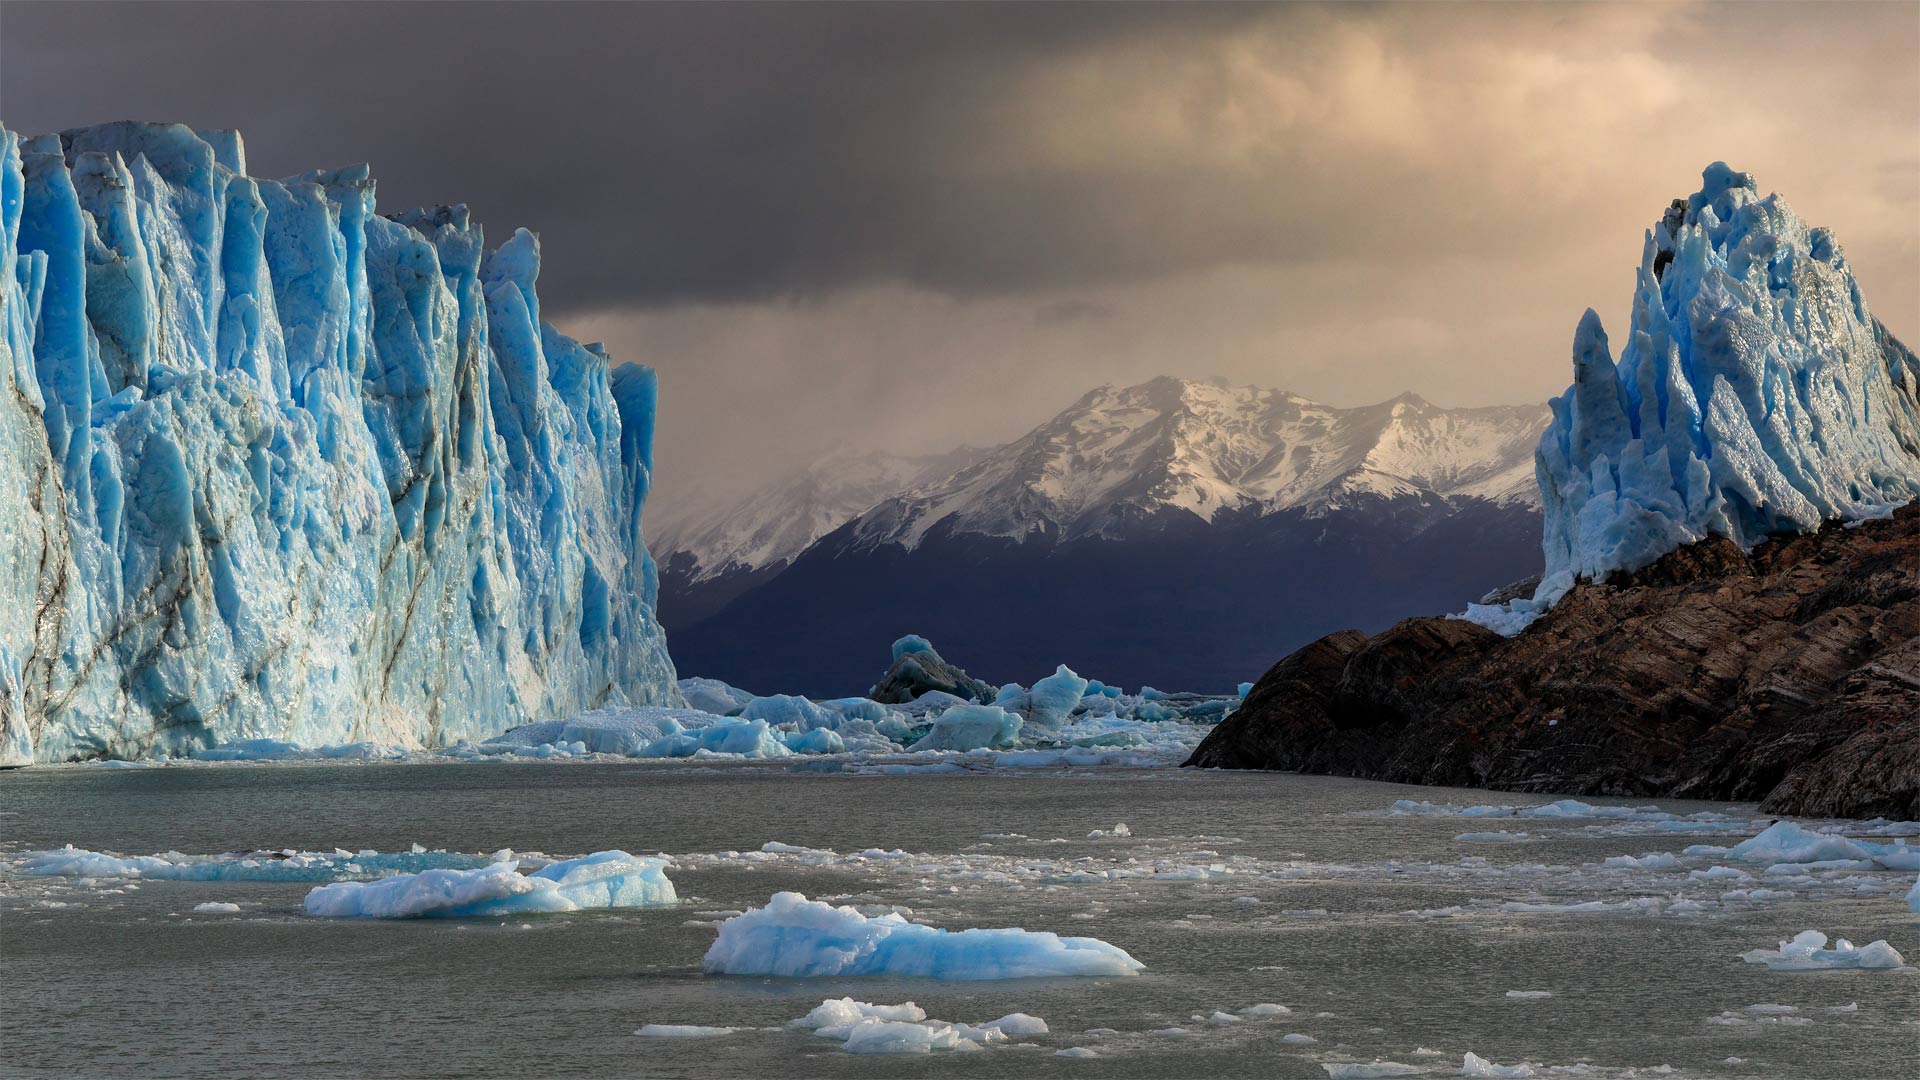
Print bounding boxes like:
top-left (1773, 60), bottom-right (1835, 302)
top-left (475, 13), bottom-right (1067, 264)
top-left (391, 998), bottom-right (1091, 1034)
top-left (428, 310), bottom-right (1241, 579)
top-left (655, 444), bottom-right (989, 585)
top-left (844, 377), bottom-right (1544, 550)
top-left (665, 378), bottom-right (1549, 695)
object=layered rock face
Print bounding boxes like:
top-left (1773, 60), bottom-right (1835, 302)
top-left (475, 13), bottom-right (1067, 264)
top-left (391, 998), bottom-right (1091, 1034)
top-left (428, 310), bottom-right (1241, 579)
top-left (0, 122), bottom-right (677, 762)
top-left (1185, 505), bottom-right (1919, 817)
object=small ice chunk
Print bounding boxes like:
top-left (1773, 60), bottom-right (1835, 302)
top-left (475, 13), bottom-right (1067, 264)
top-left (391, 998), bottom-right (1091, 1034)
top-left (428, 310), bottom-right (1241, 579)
top-left (1208, 1011), bottom-right (1241, 1023)
top-left (1739, 930), bottom-right (1906, 971)
top-left (1239, 1003), bottom-right (1290, 1017)
top-left (984, 1013), bottom-right (1049, 1036)
top-left (191, 902), bottom-right (241, 914)
top-left (1282, 1033), bottom-right (1318, 1044)
top-left (1601, 852), bottom-right (1680, 869)
top-left (1462, 1052), bottom-right (1536, 1078)
top-left (1907, 873), bottom-right (1920, 913)
top-left (1504, 990), bottom-right (1552, 999)
top-left (1323, 1064), bottom-right (1422, 1078)
top-left (1232, 896), bottom-right (1261, 904)
top-left (1055, 1047), bottom-right (1098, 1059)
top-left (793, 999), bottom-right (929, 1031)
top-left (634, 1025), bottom-right (737, 1038)
top-left (1088, 823), bottom-right (1132, 839)
top-left (1457, 831), bottom-right (1530, 842)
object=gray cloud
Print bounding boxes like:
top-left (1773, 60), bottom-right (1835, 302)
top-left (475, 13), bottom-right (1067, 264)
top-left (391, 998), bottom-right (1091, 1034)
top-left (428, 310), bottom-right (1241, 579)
top-left (4, 1), bottom-right (1915, 521)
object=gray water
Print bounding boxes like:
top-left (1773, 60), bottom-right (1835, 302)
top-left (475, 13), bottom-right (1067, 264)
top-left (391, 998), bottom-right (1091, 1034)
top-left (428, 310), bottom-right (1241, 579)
top-left (1, 763), bottom-right (1914, 1079)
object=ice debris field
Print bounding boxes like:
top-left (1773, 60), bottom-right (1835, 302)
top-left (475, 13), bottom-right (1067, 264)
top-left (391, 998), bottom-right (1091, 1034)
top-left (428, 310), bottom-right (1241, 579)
top-left (30, 639), bottom-right (1242, 773)
top-left (6, 785), bottom-right (1916, 1074)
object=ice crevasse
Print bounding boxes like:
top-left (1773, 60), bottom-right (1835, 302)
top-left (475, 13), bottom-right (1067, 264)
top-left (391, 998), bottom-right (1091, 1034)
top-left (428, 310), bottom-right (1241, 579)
top-left (0, 121), bottom-right (679, 763)
top-left (1467, 164), bottom-right (1920, 634)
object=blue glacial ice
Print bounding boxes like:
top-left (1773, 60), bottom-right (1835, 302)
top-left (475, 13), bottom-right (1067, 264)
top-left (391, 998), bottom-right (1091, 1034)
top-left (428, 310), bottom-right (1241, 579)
top-left (1466, 164), bottom-right (1920, 634)
top-left (1738, 930), bottom-right (1905, 972)
top-left (910, 705), bottom-right (1023, 752)
top-left (0, 122), bottom-right (677, 762)
top-left (701, 891), bottom-right (1144, 979)
top-left (302, 850), bottom-right (675, 917)
top-left (1682, 821), bottom-right (1919, 870)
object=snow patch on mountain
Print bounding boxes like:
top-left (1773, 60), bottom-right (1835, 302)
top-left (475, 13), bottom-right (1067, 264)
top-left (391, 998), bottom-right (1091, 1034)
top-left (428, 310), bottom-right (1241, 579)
top-left (844, 378), bottom-right (1546, 550)
top-left (654, 445), bottom-right (988, 582)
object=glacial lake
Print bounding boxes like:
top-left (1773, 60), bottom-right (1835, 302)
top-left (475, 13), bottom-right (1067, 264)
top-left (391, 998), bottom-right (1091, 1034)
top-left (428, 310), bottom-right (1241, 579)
top-left (1, 763), bottom-right (1915, 1079)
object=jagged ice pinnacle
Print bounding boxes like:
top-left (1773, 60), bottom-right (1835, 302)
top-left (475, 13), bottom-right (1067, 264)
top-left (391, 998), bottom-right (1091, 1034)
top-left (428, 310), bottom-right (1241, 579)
top-left (0, 121), bottom-right (679, 763)
top-left (1469, 163), bottom-right (1920, 635)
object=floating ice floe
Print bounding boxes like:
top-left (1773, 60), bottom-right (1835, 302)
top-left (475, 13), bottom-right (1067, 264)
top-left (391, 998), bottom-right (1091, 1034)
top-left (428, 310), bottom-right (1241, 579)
top-left (191, 902), bottom-right (241, 914)
top-left (788, 997), bottom-right (1050, 1054)
top-left (1461, 1053), bottom-right (1535, 1078)
top-left (701, 891), bottom-right (1143, 979)
top-left (634, 1025), bottom-right (737, 1038)
top-left (15, 844), bottom-right (499, 882)
top-left (302, 851), bottom-right (676, 918)
top-left (1684, 821), bottom-right (1919, 871)
top-left (1738, 930), bottom-right (1905, 972)
top-left (1908, 874), bottom-right (1920, 912)
top-left (1322, 1063), bottom-right (1423, 1078)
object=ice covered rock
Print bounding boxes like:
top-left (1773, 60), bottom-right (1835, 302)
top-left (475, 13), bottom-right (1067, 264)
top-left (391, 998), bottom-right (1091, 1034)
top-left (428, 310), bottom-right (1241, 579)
top-left (1528, 163), bottom-right (1920, 607)
top-left (303, 850), bottom-right (675, 917)
top-left (701, 891), bottom-right (1144, 979)
top-left (0, 122), bottom-right (678, 763)
top-left (910, 705), bottom-right (1022, 752)
top-left (1739, 930), bottom-right (1905, 972)
top-left (869, 637), bottom-right (993, 704)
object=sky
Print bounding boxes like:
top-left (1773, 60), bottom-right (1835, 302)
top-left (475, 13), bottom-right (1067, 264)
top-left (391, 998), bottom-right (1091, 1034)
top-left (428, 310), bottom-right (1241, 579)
top-left (3, 1), bottom-right (1916, 523)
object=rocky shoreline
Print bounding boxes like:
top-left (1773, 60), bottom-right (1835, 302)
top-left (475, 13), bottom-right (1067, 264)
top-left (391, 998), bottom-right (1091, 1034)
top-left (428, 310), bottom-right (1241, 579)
top-left (1185, 504), bottom-right (1920, 819)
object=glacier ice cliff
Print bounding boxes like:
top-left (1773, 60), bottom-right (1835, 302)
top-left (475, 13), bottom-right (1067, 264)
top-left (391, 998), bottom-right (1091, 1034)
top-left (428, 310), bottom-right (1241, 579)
top-left (1535, 162), bottom-right (1920, 587)
top-left (0, 121), bottom-right (677, 762)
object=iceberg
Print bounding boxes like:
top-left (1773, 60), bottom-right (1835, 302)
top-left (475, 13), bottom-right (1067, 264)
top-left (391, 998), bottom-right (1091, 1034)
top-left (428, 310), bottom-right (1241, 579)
top-left (1472, 164), bottom-right (1920, 634)
top-left (1461, 1054), bottom-right (1535, 1079)
top-left (1738, 930), bottom-right (1905, 972)
top-left (701, 891), bottom-right (1144, 979)
top-left (0, 122), bottom-right (678, 763)
top-left (909, 705), bottom-right (1022, 752)
top-left (302, 851), bottom-right (675, 918)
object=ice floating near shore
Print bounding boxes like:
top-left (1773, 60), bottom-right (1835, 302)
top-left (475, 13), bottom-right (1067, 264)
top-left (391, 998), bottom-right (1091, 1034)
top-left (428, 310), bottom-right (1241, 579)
top-left (303, 851), bottom-right (675, 918)
top-left (15, 844), bottom-right (497, 882)
top-left (1907, 874), bottom-right (1920, 912)
top-left (1684, 820), bottom-right (1919, 870)
top-left (1739, 931), bottom-right (1905, 972)
top-left (701, 891), bottom-right (1143, 979)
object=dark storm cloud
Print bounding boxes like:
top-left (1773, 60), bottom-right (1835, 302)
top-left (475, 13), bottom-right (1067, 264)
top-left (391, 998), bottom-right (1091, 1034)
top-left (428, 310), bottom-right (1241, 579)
top-left (1, 1), bottom-right (1273, 309)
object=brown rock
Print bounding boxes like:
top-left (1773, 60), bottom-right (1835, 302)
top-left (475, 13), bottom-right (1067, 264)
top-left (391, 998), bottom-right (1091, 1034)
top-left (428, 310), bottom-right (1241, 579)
top-left (1186, 504), bottom-right (1920, 818)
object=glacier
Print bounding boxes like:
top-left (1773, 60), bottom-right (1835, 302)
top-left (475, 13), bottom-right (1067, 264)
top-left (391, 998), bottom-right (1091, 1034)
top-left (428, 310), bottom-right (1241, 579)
top-left (0, 122), bottom-right (678, 761)
top-left (1532, 163), bottom-right (1920, 591)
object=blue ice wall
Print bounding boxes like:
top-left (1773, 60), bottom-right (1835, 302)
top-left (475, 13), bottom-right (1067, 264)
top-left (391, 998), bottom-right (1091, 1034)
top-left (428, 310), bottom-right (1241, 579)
top-left (0, 122), bottom-right (678, 762)
top-left (1535, 164), bottom-right (1920, 586)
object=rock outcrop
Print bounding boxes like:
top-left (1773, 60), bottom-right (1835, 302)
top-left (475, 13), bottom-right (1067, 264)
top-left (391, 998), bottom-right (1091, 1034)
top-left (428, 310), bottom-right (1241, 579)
top-left (1185, 504), bottom-right (1920, 818)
